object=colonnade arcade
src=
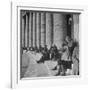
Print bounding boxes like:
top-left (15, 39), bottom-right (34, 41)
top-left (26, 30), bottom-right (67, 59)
top-left (21, 10), bottom-right (79, 51)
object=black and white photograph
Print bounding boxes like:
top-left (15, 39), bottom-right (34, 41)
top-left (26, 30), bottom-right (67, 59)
top-left (20, 9), bottom-right (80, 79)
top-left (0, 0), bottom-right (89, 89)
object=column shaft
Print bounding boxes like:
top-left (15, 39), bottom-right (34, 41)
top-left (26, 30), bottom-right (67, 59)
top-left (44, 13), bottom-right (46, 46)
top-left (31, 12), bottom-right (33, 47)
top-left (25, 14), bottom-right (28, 47)
top-left (21, 16), bottom-right (25, 48)
top-left (46, 13), bottom-right (53, 49)
top-left (27, 13), bottom-right (29, 48)
top-left (36, 13), bottom-right (40, 48)
top-left (39, 13), bottom-right (41, 46)
top-left (53, 13), bottom-right (67, 49)
top-left (51, 13), bottom-right (54, 45)
top-left (29, 12), bottom-right (31, 47)
top-left (23, 16), bottom-right (26, 48)
top-left (35, 12), bottom-right (37, 47)
top-left (41, 13), bottom-right (45, 47)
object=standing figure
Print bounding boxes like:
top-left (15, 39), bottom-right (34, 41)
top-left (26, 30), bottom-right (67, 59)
top-left (60, 43), bottom-right (72, 75)
top-left (72, 44), bottom-right (79, 75)
top-left (57, 36), bottom-right (73, 76)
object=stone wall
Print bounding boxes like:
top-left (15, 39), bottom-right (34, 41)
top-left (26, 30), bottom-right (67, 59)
top-left (73, 14), bottom-right (79, 42)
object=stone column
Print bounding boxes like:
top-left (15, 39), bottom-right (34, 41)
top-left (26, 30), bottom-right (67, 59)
top-left (36, 13), bottom-right (40, 48)
top-left (27, 13), bottom-right (29, 48)
top-left (51, 13), bottom-right (54, 45)
top-left (21, 11), bottom-right (26, 48)
top-left (33, 12), bottom-right (36, 47)
top-left (39, 13), bottom-right (41, 47)
top-left (35, 12), bottom-right (37, 47)
top-left (36, 13), bottom-right (39, 47)
top-left (41, 12), bottom-right (46, 47)
top-left (25, 13), bottom-right (29, 47)
top-left (53, 13), bottom-right (67, 49)
top-left (23, 16), bottom-right (26, 48)
top-left (46, 13), bottom-right (53, 49)
top-left (44, 13), bottom-right (46, 46)
top-left (31, 12), bottom-right (33, 47)
top-left (29, 12), bottom-right (31, 47)
top-left (21, 15), bottom-right (25, 48)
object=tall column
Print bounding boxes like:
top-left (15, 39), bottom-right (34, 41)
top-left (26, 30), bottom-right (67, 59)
top-left (41, 12), bottom-right (46, 47)
top-left (27, 13), bottom-right (29, 48)
top-left (31, 12), bottom-right (33, 47)
top-left (44, 13), bottom-right (46, 46)
top-left (53, 13), bottom-right (67, 49)
top-left (23, 16), bottom-right (26, 48)
top-left (33, 12), bottom-right (36, 47)
top-left (46, 13), bottom-right (53, 49)
top-left (29, 12), bottom-right (31, 47)
top-left (21, 16), bottom-right (25, 48)
top-left (51, 13), bottom-right (54, 45)
top-left (25, 13), bottom-right (28, 47)
top-left (36, 13), bottom-right (40, 48)
top-left (39, 13), bottom-right (41, 46)
top-left (35, 12), bottom-right (37, 47)
top-left (21, 11), bottom-right (26, 48)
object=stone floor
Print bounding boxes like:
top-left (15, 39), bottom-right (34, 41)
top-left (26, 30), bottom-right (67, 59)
top-left (21, 51), bottom-right (73, 78)
top-left (23, 60), bottom-right (58, 78)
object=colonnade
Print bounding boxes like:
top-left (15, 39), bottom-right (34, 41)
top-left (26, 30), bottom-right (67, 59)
top-left (21, 11), bottom-right (79, 50)
top-left (21, 11), bottom-right (55, 49)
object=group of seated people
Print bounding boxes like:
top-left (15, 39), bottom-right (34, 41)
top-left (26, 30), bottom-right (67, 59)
top-left (22, 36), bottom-right (79, 76)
